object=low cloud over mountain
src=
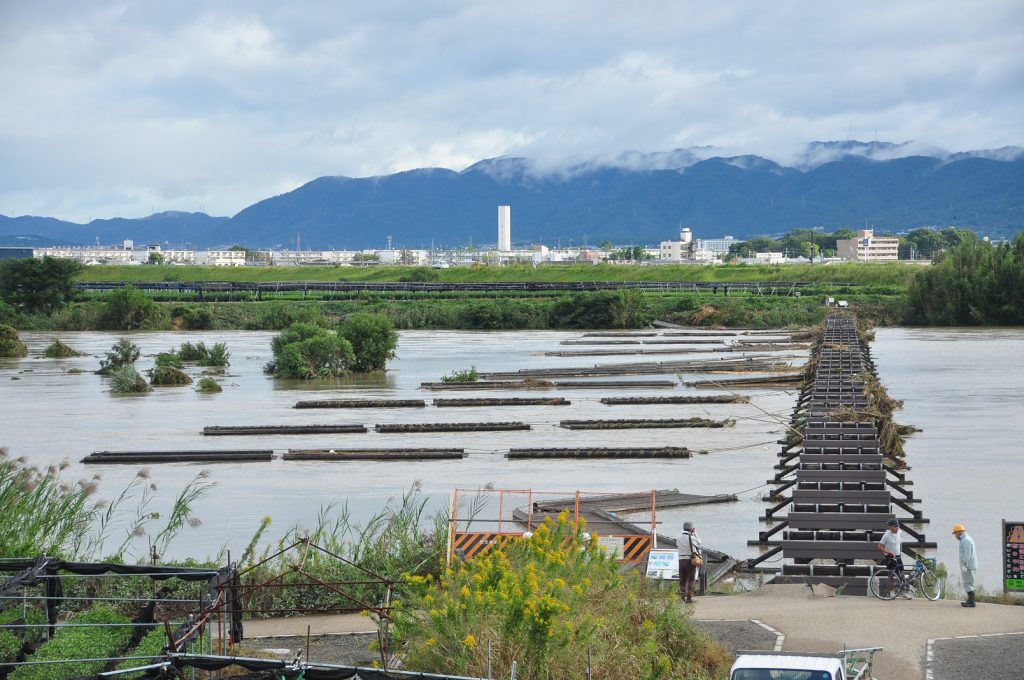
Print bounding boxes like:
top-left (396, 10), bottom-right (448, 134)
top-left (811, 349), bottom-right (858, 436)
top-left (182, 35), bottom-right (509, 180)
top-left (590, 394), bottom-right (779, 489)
top-left (2, 143), bottom-right (1021, 249)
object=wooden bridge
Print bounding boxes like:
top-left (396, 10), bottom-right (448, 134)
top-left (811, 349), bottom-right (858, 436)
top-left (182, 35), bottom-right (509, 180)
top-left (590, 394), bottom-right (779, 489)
top-left (745, 313), bottom-right (934, 595)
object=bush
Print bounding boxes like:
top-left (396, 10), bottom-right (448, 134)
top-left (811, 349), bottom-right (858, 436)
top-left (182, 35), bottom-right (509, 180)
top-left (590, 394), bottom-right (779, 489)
top-left (200, 342), bottom-right (230, 367)
top-left (0, 325), bottom-right (28, 357)
top-left (441, 366), bottom-right (478, 383)
top-left (548, 290), bottom-right (653, 329)
top-left (338, 312), bottom-right (398, 372)
top-left (393, 513), bottom-right (729, 679)
top-left (268, 333), bottom-right (354, 379)
top-left (43, 338), bottom-right (84, 358)
top-left (181, 306), bottom-right (215, 330)
top-left (0, 607), bottom-right (46, 663)
top-left (109, 366), bottom-right (151, 393)
top-left (98, 286), bottom-right (167, 330)
top-left (0, 300), bottom-right (16, 326)
top-left (177, 341), bottom-right (207, 361)
top-left (154, 350), bottom-right (182, 368)
top-left (114, 627), bottom-right (166, 678)
top-left (148, 365), bottom-right (193, 386)
top-left (250, 302), bottom-right (327, 330)
top-left (265, 322), bottom-right (354, 379)
top-left (196, 377), bottom-right (222, 393)
top-left (96, 339), bottom-right (141, 375)
top-left (9, 605), bottom-right (133, 680)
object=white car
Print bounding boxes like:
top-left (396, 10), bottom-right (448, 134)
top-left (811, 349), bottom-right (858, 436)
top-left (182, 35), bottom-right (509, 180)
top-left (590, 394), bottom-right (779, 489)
top-left (730, 648), bottom-right (881, 680)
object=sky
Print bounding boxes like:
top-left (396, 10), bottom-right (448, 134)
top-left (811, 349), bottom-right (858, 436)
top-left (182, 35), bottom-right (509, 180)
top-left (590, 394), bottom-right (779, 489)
top-left (1, 1), bottom-right (1022, 223)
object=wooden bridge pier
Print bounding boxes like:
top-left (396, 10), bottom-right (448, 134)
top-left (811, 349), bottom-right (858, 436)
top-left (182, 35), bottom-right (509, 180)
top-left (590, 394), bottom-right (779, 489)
top-left (745, 313), bottom-right (934, 595)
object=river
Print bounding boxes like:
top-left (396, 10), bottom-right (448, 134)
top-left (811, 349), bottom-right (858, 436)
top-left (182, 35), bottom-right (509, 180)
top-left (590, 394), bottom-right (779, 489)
top-left (1, 327), bottom-right (1020, 591)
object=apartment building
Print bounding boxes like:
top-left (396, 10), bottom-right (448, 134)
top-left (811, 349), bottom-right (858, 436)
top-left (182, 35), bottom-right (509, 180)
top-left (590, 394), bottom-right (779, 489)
top-left (836, 229), bottom-right (899, 262)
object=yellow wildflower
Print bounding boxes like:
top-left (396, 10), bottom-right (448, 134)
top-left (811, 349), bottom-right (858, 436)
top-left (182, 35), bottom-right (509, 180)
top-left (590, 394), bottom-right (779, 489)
top-left (463, 633), bottom-right (477, 649)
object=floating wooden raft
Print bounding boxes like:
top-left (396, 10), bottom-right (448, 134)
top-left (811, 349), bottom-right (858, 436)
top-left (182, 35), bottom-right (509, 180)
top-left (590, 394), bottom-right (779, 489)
top-left (83, 449), bottom-right (273, 464)
top-left (420, 379), bottom-right (676, 390)
top-left (732, 343), bottom-right (811, 352)
top-left (506, 447), bottom-right (690, 459)
top-left (553, 380), bottom-right (677, 389)
top-left (661, 331), bottom-right (741, 337)
top-left (582, 332), bottom-right (658, 337)
top-left (284, 448), bottom-right (465, 461)
top-left (536, 489), bottom-right (738, 513)
top-left (687, 374), bottom-right (804, 388)
top-left (375, 422), bottom-right (531, 433)
top-left (204, 424), bottom-right (366, 435)
top-left (600, 395), bottom-right (748, 405)
top-left (559, 417), bottom-right (733, 430)
top-left (420, 380), bottom-right (554, 390)
top-left (561, 339), bottom-right (724, 345)
top-left (545, 348), bottom-right (728, 357)
top-left (478, 356), bottom-right (796, 380)
top-left (433, 397), bottom-right (570, 407)
top-left (294, 399), bottom-right (426, 409)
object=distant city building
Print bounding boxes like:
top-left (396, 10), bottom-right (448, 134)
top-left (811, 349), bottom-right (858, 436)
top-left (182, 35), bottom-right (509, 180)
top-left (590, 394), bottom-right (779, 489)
top-left (659, 227), bottom-right (698, 262)
top-left (836, 229), bottom-right (899, 262)
top-left (697, 235), bottom-right (739, 254)
top-left (498, 205), bottom-right (511, 251)
top-left (751, 252), bottom-right (785, 265)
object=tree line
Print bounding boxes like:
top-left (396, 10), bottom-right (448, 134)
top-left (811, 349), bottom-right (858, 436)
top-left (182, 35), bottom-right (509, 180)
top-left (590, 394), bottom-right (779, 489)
top-left (906, 233), bottom-right (1024, 325)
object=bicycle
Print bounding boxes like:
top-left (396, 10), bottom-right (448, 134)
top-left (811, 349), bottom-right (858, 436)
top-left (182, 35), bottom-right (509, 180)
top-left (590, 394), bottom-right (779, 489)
top-left (868, 556), bottom-right (941, 600)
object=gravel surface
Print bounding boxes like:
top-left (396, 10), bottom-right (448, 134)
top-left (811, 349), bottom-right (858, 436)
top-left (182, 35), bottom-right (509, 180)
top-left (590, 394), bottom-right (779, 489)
top-left (692, 619), bottom-right (781, 654)
top-left (929, 632), bottom-right (1024, 680)
top-left (248, 633), bottom-right (380, 666)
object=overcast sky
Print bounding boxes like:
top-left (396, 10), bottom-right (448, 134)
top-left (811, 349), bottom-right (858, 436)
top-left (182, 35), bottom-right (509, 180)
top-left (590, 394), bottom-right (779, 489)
top-left (1, 1), bottom-right (1022, 223)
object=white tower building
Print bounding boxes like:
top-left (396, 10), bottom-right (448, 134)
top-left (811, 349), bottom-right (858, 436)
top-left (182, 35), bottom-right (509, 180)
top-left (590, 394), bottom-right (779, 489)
top-left (498, 205), bottom-right (511, 251)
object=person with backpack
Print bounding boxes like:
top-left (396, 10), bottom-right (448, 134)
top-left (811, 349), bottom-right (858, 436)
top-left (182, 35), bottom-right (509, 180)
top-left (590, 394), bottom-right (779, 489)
top-left (678, 521), bottom-right (703, 604)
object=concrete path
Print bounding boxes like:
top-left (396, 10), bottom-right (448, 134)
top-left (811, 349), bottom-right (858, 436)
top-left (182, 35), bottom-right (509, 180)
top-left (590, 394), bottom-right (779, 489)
top-left (691, 585), bottom-right (1024, 680)
top-left (243, 613), bottom-right (376, 637)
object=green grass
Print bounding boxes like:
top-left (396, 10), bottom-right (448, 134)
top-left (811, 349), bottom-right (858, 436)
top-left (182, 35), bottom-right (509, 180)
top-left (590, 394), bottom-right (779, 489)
top-left (76, 262), bottom-right (921, 286)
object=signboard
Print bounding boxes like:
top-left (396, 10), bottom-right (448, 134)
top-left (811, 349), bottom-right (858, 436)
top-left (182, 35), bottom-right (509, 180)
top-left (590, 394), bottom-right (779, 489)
top-left (1004, 519), bottom-right (1024, 592)
top-left (646, 549), bottom-right (679, 580)
top-left (598, 536), bottom-right (624, 559)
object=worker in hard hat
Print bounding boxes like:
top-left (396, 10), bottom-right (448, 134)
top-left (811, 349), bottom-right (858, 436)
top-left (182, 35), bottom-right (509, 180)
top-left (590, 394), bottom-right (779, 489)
top-left (952, 523), bottom-right (977, 608)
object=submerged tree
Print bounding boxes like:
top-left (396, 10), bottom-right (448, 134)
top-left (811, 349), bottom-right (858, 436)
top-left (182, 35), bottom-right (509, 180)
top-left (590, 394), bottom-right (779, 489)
top-left (339, 312), bottom-right (398, 372)
top-left (265, 322), bottom-right (355, 379)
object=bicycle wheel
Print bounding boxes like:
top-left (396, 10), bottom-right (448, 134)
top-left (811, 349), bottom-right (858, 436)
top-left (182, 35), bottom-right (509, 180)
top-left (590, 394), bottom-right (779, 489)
top-left (917, 568), bottom-right (942, 601)
top-left (869, 569), bottom-right (897, 600)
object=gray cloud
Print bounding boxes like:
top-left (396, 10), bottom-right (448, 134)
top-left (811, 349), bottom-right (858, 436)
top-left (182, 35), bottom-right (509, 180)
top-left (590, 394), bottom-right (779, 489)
top-left (1, 0), bottom-right (1022, 222)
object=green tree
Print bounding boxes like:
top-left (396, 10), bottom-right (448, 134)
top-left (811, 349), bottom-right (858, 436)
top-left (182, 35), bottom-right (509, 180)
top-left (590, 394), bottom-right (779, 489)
top-left (339, 312), bottom-right (399, 372)
top-left (147, 252), bottom-right (165, 265)
top-left (265, 322), bottom-right (355, 378)
top-left (99, 285), bottom-right (166, 330)
top-left (0, 256), bottom-right (83, 314)
top-left (906, 234), bottom-right (1024, 325)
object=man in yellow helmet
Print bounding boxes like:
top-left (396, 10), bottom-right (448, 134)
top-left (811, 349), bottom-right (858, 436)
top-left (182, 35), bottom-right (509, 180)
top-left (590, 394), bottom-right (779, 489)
top-left (952, 523), bottom-right (977, 607)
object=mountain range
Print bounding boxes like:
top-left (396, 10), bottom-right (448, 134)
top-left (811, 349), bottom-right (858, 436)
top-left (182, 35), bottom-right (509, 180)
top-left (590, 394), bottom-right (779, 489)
top-left (2, 141), bottom-right (1022, 249)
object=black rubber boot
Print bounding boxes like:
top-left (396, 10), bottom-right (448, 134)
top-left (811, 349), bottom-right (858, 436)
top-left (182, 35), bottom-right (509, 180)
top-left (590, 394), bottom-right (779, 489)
top-left (961, 591), bottom-right (976, 607)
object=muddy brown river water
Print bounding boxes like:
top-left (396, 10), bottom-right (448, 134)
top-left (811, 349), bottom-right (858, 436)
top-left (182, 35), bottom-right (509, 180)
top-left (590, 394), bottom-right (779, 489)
top-left (1, 327), bottom-right (1020, 591)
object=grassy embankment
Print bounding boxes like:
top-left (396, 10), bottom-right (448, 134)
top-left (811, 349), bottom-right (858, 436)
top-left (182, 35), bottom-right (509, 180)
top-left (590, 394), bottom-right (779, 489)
top-left (14, 263), bottom-right (916, 331)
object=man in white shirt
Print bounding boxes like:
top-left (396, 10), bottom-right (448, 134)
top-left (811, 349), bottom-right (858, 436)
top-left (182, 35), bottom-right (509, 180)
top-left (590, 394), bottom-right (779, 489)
top-left (878, 518), bottom-right (907, 597)
top-left (953, 523), bottom-right (978, 608)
